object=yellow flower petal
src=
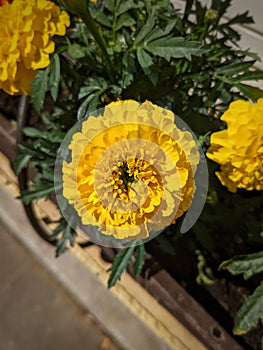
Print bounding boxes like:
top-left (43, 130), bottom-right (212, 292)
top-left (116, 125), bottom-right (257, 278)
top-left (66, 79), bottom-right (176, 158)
top-left (0, 0), bottom-right (70, 95)
top-left (207, 98), bottom-right (263, 192)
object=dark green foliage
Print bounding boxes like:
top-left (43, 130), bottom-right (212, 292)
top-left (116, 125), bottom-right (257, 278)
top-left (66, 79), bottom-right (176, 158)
top-left (134, 243), bottom-right (146, 276)
top-left (107, 243), bottom-right (136, 288)
top-left (233, 282), bottom-right (263, 335)
top-left (220, 251), bottom-right (263, 280)
top-left (31, 54), bottom-right (61, 112)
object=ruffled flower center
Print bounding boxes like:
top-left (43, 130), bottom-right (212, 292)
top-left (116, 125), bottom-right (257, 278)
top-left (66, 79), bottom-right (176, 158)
top-left (110, 158), bottom-right (159, 202)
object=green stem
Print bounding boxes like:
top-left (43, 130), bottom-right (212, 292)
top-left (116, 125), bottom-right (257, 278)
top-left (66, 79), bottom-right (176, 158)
top-left (82, 8), bottom-right (115, 82)
top-left (199, 23), bottom-right (209, 43)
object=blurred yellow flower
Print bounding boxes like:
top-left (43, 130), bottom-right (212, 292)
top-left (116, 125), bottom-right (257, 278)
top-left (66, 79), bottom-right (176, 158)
top-left (62, 100), bottom-right (199, 240)
top-left (0, 0), bottom-right (70, 95)
top-left (207, 99), bottom-right (263, 192)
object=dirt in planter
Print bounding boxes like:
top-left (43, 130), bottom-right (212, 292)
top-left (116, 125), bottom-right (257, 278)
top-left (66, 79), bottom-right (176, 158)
top-left (0, 91), bottom-right (20, 119)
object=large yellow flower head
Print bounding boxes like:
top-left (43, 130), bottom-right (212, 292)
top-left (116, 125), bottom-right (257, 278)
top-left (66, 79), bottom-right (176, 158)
top-left (59, 100), bottom-right (201, 244)
top-left (207, 99), bottom-right (263, 192)
top-left (0, 0), bottom-right (70, 95)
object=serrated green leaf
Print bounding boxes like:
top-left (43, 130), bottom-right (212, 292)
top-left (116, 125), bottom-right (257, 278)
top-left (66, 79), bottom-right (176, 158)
top-left (115, 13), bottom-right (135, 31)
top-left (233, 282), bottom-right (263, 335)
top-left (49, 54), bottom-right (60, 101)
top-left (134, 243), bottom-right (146, 276)
top-left (107, 243), bottom-right (136, 288)
top-left (237, 83), bottom-right (263, 101)
top-left (183, 0), bottom-right (194, 19)
top-left (12, 153), bottom-right (32, 176)
top-left (145, 37), bottom-right (206, 61)
top-left (220, 251), bottom-right (263, 280)
top-left (116, 0), bottom-right (143, 16)
top-left (134, 16), bottom-right (155, 45)
top-left (144, 21), bottom-right (175, 43)
top-left (18, 143), bottom-right (48, 159)
top-left (227, 11), bottom-right (254, 26)
top-left (232, 70), bottom-right (263, 83)
top-left (30, 69), bottom-right (49, 112)
top-left (215, 61), bottom-right (255, 76)
top-left (137, 49), bottom-right (153, 69)
top-left (56, 224), bottom-right (75, 257)
top-left (104, 0), bottom-right (114, 12)
top-left (18, 184), bottom-right (54, 205)
top-left (78, 85), bottom-right (101, 99)
top-left (77, 93), bottom-right (100, 120)
top-left (89, 7), bottom-right (112, 27)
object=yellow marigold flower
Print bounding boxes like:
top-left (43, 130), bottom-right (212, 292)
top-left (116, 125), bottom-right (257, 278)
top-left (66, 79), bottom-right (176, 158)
top-left (0, 0), bottom-right (70, 95)
top-left (207, 99), bottom-right (263, 192)
top-left (62, 100), bottom-right (200, 241)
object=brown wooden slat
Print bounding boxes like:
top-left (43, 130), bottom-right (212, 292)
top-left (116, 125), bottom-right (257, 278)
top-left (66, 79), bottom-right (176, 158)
top-left (0, 113), bottom-right (17, 162)
top-left (139, 270), bottom-right (244, 350)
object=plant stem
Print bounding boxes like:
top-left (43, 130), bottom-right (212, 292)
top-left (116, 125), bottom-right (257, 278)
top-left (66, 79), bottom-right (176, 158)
top-left (82, 8), bottom-right (115, 82)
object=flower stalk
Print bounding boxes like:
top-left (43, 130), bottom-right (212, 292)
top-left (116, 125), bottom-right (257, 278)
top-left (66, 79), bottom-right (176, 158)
top-left (59, 0), bottom-right (115, 82)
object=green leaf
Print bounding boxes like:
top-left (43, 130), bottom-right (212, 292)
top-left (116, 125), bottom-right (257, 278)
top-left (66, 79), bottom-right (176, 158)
top-left (116, 0), bottom-right (143, 16)
top-left (232, 70), bottom-right (263, 83)
top-left (50, 219), bottom-right (66, 242)
top-left (23, 127), bottom-right (44, 138)
top-left (134, 243), bottom-right (146, 276)
top-left (89, 7), bottom-right (112, 27)
top-left (77, 93), bottom-right (100, 120)
top-left (137, 49), bottom-right (153, 69)
top-left (49, 54), bottom-right (60, 101)
top-left (78, 85), bottom-right (101, 99)
top-left (233, 282), bottom-right (263, 335)
top-left (56, 223), bottom-right (75, 257)
top-left (237, 83), bottom-right (263, 101)
top-left (115, 13), bottom-right (135, 31)
top-left (215, 61), bottom-right (255, 76)
top-left (19, 184), bottom-right (54, 205)
top-left (67, 43), bottom-right (87, 59)
top-left (227, 11), bottom-right (254, 26)
top-left (134, 16), bottom-right (155, 45)
top-left (220, 251), bottom-right (263, 280)
top-left (145, 37), bottom-right (206, 61)
top-left (108, 243), bottom-right (136, 288)
top-left (104, 0), bottom-right (114, 12)
top-left (30, 69), bottom-right (49, 112)
top-left (183, 0), bottom-right (194, 19)
top-left (12, 153), bottom-right (32, 176)
top-left (144, 21), bottom-right (175, 43)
